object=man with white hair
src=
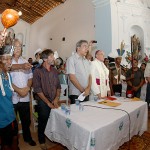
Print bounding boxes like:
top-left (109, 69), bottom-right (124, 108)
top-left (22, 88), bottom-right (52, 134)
top-left (90, 50), bottom-right (111, 99)
top-left (10, 39), bottom-right (36, 146)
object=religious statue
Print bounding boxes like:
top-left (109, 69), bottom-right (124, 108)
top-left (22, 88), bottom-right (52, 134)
top-left (5, 31), bottom-right (13, 45)
top-left (120, 40), bottom-right (125, 51)
top-left (131, 34), bottom-right (141, 59)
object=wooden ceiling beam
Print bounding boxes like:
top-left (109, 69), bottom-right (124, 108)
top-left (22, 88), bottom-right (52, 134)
top-left (54, 0), bottom-right (65, 3)
top-left (20, 15), bottom-right (35, 23)
top-left (0, 0), bottom-right (67, 24)
top-left (16, 1), bottom-right (43, 17)
top-left (29, 0), bottom-right (41, 8)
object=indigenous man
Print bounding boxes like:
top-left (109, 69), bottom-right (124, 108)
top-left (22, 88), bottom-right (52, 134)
top-left (109, 55), bottom-right (126, 96)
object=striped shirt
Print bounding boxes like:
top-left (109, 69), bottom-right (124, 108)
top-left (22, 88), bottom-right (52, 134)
top-left (33, 66), bottom-right (61, 102)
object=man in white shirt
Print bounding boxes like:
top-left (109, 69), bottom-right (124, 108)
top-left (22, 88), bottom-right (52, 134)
top-left (66, 40), bottom-right (91, 104)
top-left (90, 50), bottom-right (111, 99)
top-left (10, 39), bottom-right (36, 146)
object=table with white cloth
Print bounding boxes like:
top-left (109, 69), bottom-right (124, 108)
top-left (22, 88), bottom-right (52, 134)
top-left (45, 98), bottom-right (148, 150)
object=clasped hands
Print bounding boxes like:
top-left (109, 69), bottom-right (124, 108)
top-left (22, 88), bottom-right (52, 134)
top-left (17, 86), bottom-right (30, 97)
top-left (47, 97), bottom-right (59, 109)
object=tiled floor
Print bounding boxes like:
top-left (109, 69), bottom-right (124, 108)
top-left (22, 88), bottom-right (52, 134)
top-left (19, 108), bottom-right (150, 150)
top-left (18, 126), bottom-right (56, 150)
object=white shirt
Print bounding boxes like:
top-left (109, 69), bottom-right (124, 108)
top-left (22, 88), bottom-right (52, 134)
top-left (10, 57), bottom-right (33, 104)
top-left (144, 63), bottom-right (150, 77)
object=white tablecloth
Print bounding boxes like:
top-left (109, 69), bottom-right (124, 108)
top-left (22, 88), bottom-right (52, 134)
top-left (45, 98), bottom-right (148, 150)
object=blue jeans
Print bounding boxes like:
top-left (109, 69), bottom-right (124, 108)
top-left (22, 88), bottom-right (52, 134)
top-left (37, 100), bottom-right (51, 144)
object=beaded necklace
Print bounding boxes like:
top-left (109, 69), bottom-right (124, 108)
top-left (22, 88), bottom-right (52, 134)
top-left (0, 72), bottom-right (14, 96)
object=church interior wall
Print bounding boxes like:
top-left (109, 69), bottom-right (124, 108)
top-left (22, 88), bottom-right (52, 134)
top-left (110, 0), bottom-right (150, 66)
top-left (0, 0), bottom-right (150, 63)
top-left (29, 0), bottom-right (95, 60)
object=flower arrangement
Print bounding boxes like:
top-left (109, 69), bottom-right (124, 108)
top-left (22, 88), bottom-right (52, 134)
top-left (125, 51), bottom-right (142, 64)
top-left (125, 51), bottom-right (132, 64)
top-left (142, 53), bottom-right (150, 63)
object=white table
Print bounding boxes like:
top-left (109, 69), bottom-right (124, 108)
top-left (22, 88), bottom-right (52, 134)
top-left (45, 98), bottom-right (148, 150)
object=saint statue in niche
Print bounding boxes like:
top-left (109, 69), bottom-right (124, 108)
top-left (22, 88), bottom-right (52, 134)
top-left (5, 31), bottom-right (13, 45)
top-left (131, 34), bottom-right (141, 59)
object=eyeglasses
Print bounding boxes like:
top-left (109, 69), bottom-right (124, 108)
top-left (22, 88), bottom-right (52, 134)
top-left (14, 46), bottom-right (22, 50)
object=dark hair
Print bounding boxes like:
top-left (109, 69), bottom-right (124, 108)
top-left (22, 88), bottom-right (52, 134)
top-left (141, 62), bottom-right (146, 67)
top-left (104, 58), bottom-right (109, 61)
top-left (40, 49), bottom-right (54, 60)
top-left (76, 40), bottom-right (88, 52)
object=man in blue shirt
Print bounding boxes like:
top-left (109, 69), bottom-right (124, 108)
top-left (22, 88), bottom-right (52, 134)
top-left (0, 45), bottom-right (20, 150)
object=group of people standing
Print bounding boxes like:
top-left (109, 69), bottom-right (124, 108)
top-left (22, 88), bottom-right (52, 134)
top-left (0, 33), bottom-right (150, 150)
top-left (66, 39), bottom-right (147, 105)
top-left (0, 34), bottom-right (61, 150)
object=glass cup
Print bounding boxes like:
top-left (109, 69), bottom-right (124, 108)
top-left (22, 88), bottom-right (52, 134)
top-left (75, 99), bottom-right (80, 106)
top-left (65, 106), bottom-right (71, 115)
top-left (115, 92), bottom-right (120, 97)
top-left (61, 103), bottom-right (66, 111)
top-left (79, 104), bottom-right (84, 111)
top-left (94, 96), bottom-right (98, 101)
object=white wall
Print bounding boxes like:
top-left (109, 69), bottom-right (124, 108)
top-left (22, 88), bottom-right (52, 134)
top-left (0, 16), bottom-right (31, 58)
top-left (110, 0), bottom-right (150, 66)
top-left (29, 0), bottom-right (95, 60)
top-left (94, 0), bottom-right (112, 56)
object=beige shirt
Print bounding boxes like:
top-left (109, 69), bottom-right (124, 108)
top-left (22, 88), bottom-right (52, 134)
top-left (66, 53), bottom-right (90, 95)
top-left (144, 63), bottom-right (150, 77)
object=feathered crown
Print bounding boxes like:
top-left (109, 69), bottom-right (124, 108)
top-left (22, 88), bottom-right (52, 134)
top-left (0, 45), bottom-right (14, 56)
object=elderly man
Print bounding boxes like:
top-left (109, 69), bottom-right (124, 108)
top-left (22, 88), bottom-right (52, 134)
top-left (33, 49), bottom-right (61, 150)
top-left (10, 39), bottom-right (36, 146)
top-left (66, 40), bottom-right (91, 104)
top-left (90, 50), bottom-right (111, 99)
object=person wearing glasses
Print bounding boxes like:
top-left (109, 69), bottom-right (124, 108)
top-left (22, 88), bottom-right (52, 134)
top-left (10, 39), bottom-right (36, 146)
top-left (66, 40), bottom-right (91, 104)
